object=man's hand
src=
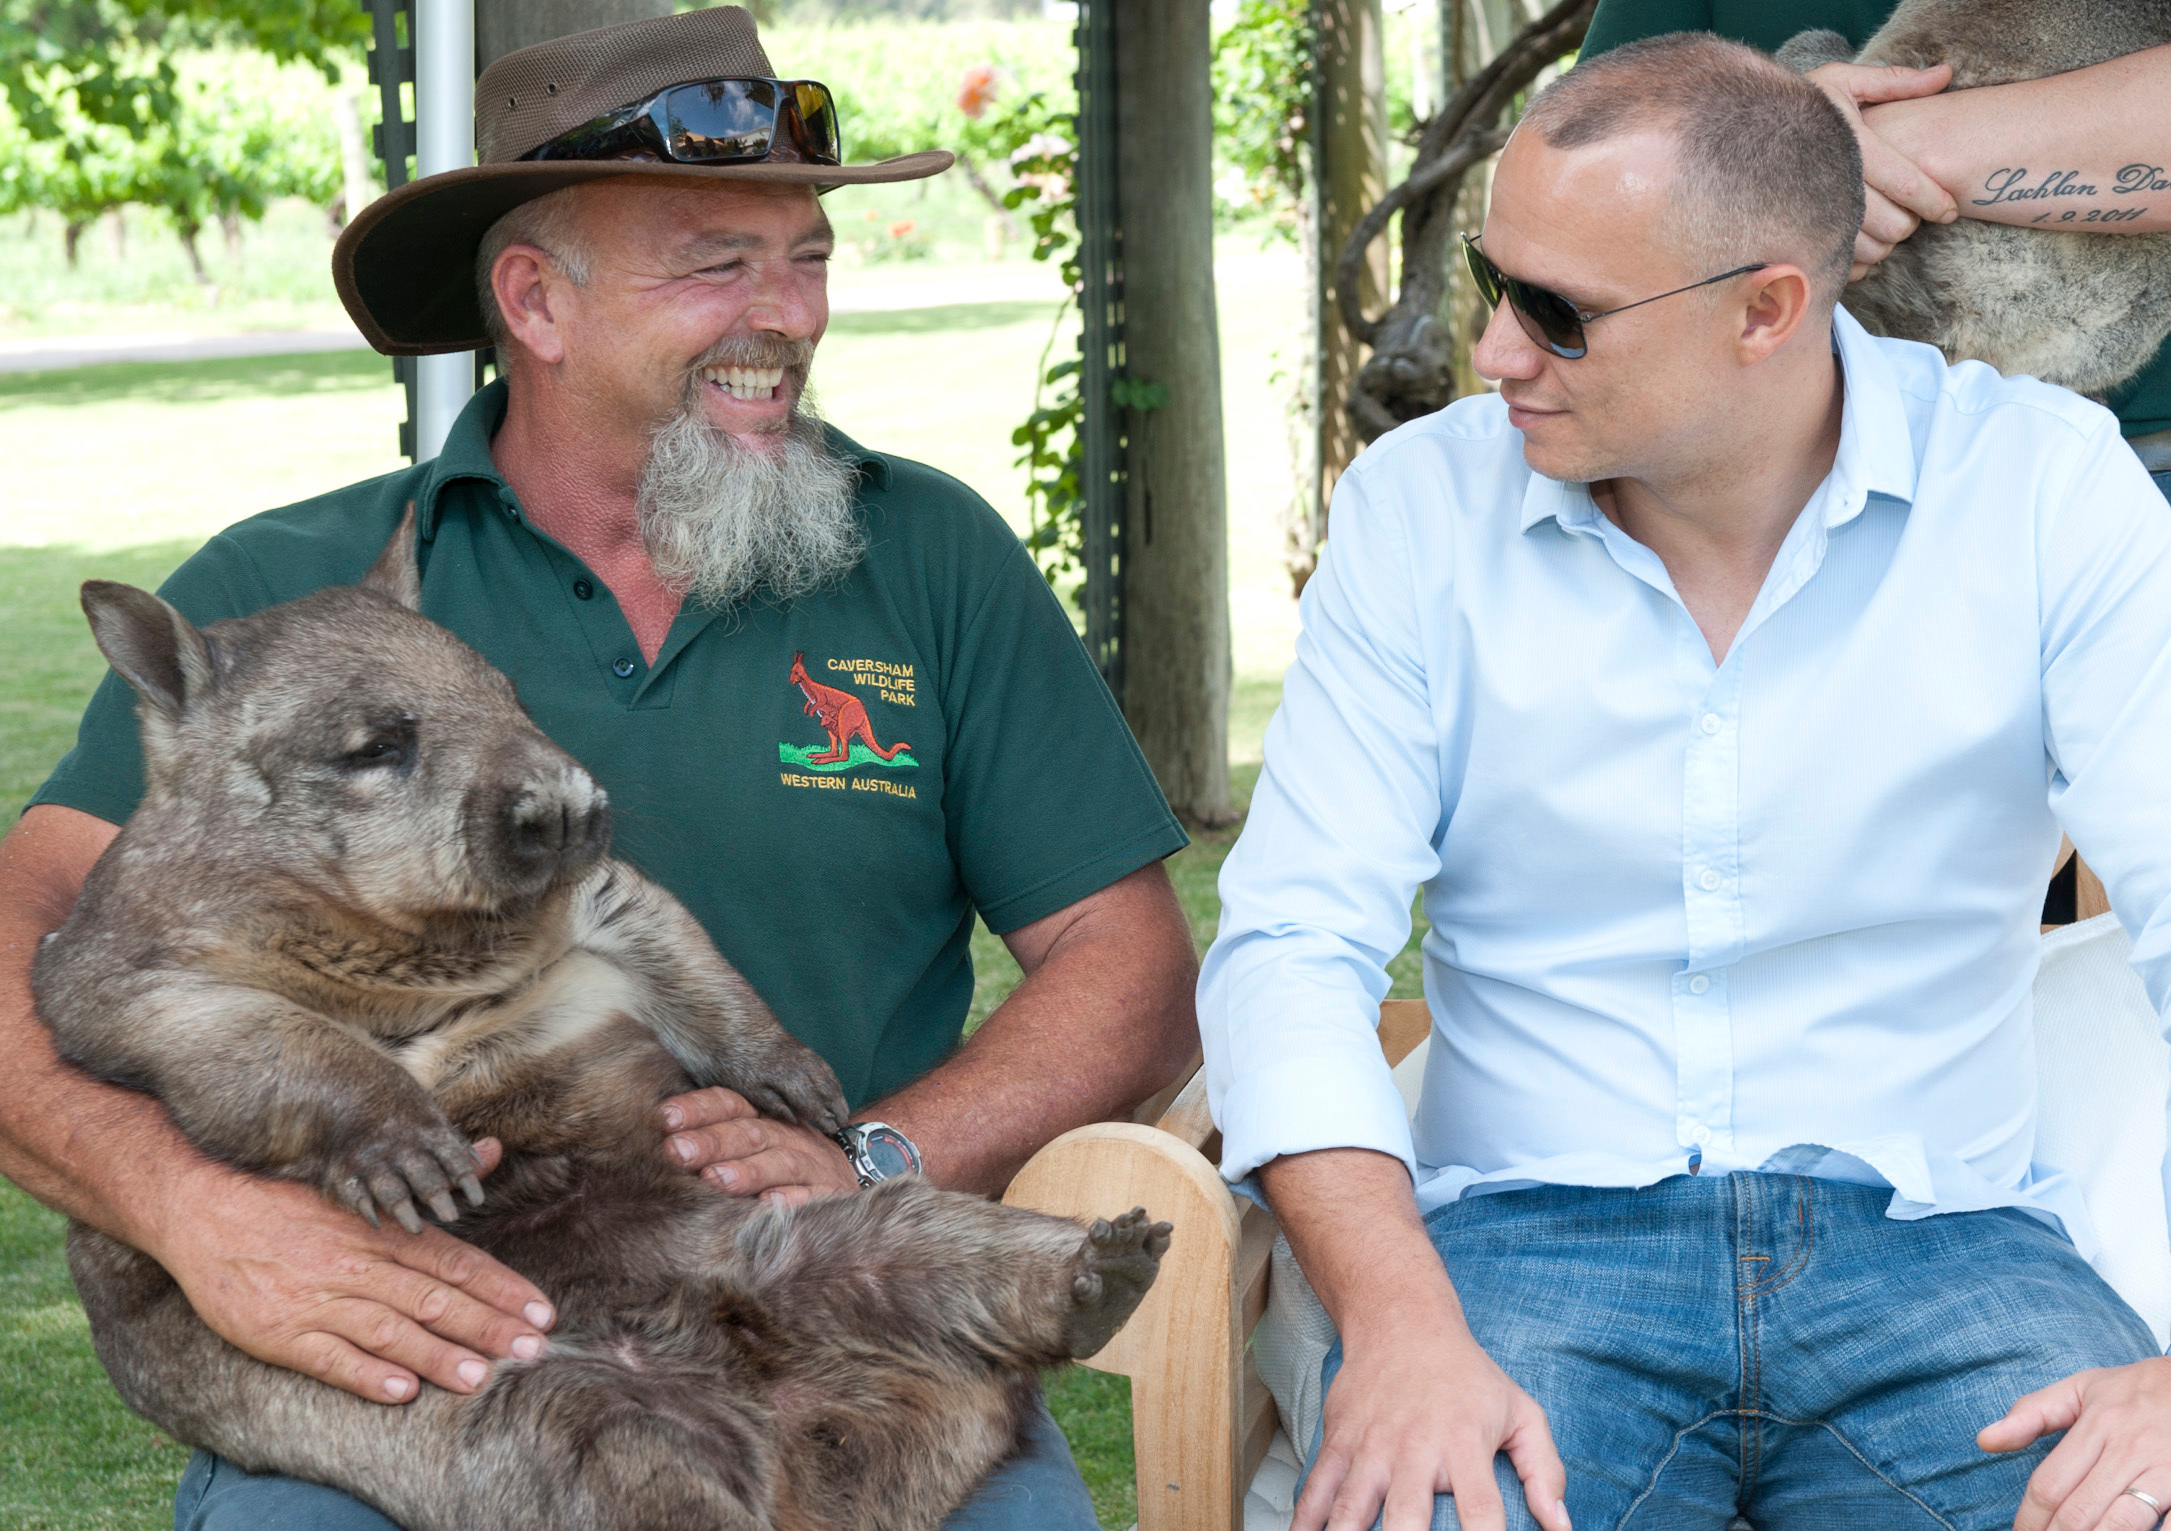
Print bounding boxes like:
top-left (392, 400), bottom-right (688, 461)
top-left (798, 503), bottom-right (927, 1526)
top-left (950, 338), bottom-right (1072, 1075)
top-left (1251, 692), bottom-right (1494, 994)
top-left (1804, 61), bottom-right (1958, 281)
top-left (144, 1137), bottom-right (554, 1405)
top-left (1298, 1314), bottom-right (1570, 1531)
top-left (1983, 1358), bottom-right (2171, 1531)
top-left (660, 1086), bottom-right (859, 1207)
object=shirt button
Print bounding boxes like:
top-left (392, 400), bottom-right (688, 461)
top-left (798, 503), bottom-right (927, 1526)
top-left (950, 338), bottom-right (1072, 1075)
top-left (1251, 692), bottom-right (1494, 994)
top-left (1689, 974), bottom-right (1711, 994)
top-left (1699, 868), bottom-right (1722, 891)
top-left (1700, 713), bottom-right (1722, 734)
top-left (1692, 1125), bottom-right (1713, 1147)
top-left (612, 658), bottom-right (635, 678)
top-left (573, 579), bottom-right (594, 600)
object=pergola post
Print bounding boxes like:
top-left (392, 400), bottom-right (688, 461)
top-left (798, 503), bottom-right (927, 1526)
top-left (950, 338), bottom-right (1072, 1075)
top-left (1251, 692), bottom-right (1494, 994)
top-left (411, 0), bottom-right (476, 461)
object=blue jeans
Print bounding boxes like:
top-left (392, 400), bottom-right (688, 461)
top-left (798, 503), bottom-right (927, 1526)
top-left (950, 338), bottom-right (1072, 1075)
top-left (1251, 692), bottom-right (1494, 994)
top-left (1299, 1173), bottom-right (2158, 1530)
top-left (176, 1391), bottom-right (1098, 1530)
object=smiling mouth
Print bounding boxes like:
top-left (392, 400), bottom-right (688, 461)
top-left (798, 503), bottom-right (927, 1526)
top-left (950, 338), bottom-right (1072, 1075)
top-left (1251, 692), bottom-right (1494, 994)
top-left (701, 365), bottom-right (786, 402)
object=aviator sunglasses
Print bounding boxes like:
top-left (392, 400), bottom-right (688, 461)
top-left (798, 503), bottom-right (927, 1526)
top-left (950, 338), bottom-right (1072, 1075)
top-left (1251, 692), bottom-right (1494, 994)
top-left (1460, 232), bottom-right (1768, 359)
top-left (524, 77), bottom-right (843, 167)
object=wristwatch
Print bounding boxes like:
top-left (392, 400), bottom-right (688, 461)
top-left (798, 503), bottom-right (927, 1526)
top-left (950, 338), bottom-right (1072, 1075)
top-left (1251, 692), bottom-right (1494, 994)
top-left (832, 1121), bottom-right (923, 1186)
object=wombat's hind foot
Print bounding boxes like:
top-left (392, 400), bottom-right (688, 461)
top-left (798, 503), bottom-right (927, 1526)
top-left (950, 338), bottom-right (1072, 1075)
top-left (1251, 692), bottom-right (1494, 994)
top-left (1062, 1207), bottom-right (1171, 1359)
top-left (325, 1116), bottom-right (485, 1235)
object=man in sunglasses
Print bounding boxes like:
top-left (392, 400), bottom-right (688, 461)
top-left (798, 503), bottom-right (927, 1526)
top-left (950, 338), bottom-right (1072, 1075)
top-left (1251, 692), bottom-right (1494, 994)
top-left (0, 8), bottom-right (1197, 1529)
top-left (1203, 31), bottom-right (2171, 1531)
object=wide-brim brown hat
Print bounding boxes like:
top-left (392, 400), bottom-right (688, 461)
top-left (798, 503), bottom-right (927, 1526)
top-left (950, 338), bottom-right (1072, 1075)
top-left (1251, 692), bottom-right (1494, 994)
top-left (333, 4), bottom-right (952, 355)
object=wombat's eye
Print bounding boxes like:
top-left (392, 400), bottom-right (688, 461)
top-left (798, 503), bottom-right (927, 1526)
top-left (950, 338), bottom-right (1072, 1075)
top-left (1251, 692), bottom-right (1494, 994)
top-left (343, 716), bottom-right (417, 772)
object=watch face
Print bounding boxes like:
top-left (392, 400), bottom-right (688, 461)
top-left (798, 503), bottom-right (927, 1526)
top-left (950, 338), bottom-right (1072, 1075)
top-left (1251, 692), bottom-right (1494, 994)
top-left (862, 1127), bottom-right (916, 1180)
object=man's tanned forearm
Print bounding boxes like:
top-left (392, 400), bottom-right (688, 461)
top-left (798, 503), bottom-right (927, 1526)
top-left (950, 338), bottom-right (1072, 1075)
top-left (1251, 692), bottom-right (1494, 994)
top-left (0, 804), bottom-right (204, 1247)
top-left (1866, 44), bottom-right (2171, 235)
top-left (869, 862), bottom-right (1198, 1197)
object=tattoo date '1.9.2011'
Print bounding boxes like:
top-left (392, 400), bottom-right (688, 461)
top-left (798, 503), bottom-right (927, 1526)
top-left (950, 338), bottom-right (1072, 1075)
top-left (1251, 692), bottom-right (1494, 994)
top-left (2030, 205), bottom-right (2149, 225)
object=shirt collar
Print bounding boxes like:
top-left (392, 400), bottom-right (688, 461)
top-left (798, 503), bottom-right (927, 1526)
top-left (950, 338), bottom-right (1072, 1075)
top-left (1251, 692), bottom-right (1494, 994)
top-left (1517, 304), bottom-right (1920, 535)
top-left (412, 381), bottom-right (896, 538)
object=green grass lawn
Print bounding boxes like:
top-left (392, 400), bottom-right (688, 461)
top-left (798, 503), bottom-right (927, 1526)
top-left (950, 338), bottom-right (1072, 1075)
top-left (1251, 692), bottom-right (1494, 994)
top-left (0, 245), bottom-right (1421, 1527)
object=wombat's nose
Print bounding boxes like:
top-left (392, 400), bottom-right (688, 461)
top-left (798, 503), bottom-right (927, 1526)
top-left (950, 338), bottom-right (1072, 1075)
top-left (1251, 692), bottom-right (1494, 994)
top-left (499, 768), bottom-right (610, 882)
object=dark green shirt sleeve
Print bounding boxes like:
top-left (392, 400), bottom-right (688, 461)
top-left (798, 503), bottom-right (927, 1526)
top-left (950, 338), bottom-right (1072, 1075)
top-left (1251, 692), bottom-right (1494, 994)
top-left (1581, 0), bottom-right (1712, 58)
top-left (1583, 0), bottom-right (1892, 57)
top-left (937, 542), bottom-right (1188, 935)
top-left (28, 532), bottom-right (278, 826)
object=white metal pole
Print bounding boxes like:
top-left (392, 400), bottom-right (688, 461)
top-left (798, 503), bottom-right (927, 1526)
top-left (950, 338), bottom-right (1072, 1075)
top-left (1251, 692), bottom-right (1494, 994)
top-left (414, 0), bottom-right (477, 461)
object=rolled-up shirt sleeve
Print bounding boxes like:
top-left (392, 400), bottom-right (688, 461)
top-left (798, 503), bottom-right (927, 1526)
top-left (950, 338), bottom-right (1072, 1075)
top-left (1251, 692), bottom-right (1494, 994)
top-left (1200, 455), bottom-right (1449, 1185)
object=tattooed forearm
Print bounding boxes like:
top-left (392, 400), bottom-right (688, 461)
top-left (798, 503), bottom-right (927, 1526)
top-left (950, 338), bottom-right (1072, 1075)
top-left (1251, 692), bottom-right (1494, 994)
top-left (1968, 165), bottom-right (2160, 227)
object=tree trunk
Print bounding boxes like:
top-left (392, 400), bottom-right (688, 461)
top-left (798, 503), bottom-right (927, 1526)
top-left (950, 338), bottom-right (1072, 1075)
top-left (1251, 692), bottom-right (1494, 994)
top-left (1112, 0), bottom-right (1232, 827)
top-left (476, 0), bottom-right (668, 66)
top-left (334, 89), bottom-right (375, 227)
top-left (63, 220), bottom-right (85, 268)
top-left (1314, 0), bottom-right (1387, 520)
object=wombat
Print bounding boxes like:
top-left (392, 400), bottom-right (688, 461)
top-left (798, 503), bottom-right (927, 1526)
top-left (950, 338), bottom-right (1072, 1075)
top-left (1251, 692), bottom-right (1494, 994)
top-left (31, 509), bottom-right (1170, 1531)
top-left (1778, 0), bottom-right (2171, 398)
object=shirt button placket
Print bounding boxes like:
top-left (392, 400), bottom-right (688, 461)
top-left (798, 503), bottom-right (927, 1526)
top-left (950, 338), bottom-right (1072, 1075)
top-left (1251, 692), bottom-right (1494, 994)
top-left (1677, 674), bottom-right (1746, 1170)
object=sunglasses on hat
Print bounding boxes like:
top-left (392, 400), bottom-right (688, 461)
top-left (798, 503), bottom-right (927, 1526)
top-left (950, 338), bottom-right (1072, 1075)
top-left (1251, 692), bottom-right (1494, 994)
top-left (524, 77), bottom-right (843, 168)
top-left (1460, 233), bottom-right (1768, 360)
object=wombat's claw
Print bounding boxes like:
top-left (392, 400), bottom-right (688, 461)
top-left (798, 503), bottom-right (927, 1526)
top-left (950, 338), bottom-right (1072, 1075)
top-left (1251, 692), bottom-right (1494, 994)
top-left (1062, 1207), bottom-right (1171, 1360)
top-left (323, 1119), bottom-right (479, 1236)
top-left (459, 1173), bottom-right (486, 1207)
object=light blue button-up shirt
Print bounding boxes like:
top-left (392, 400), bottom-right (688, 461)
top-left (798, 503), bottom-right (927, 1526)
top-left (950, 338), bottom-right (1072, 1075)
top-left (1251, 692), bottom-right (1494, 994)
top-left (1201, 310), bottom-right (2171, 1256)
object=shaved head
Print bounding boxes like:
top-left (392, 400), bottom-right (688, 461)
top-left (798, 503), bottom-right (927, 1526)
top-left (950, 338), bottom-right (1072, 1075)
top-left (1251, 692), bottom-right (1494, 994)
top-left (1520, 33), bottom-right (1863, 305)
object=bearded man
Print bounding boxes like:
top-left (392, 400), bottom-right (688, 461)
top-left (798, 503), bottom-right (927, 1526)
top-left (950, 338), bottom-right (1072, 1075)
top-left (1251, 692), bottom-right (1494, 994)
top-left (0, 9), bottom-right (1198, 1529)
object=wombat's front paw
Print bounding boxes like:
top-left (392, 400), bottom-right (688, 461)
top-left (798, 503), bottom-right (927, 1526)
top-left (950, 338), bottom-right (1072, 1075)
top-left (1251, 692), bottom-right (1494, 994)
top-left (1062, 1207), bottom-right (1171, 1359)
top-left (321, 1115), bottom-right (485, 1236)
top-left (731, 1039), bottom-right (848, 1139)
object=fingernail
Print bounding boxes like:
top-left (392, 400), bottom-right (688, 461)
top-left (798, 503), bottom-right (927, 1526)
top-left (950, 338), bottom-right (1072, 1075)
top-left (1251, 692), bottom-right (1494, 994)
top-left (663, 1106), bottom-right (683, 1129)
top-left (670, 1135), bottom-right (697, 1163)
top-left (457, 1359), bottom-right (487, 1388)
top-left (712, 1166), bottom-right (738, 1189)
top-left (524, 1301), bottom-right (554, 1328)
top-left (1557, 1503), bottom-right (1572, 1530)
top-left (512, 1334), bottom-right (544, 1361)
top-left (384, 1375), bottom-right (413, 1401)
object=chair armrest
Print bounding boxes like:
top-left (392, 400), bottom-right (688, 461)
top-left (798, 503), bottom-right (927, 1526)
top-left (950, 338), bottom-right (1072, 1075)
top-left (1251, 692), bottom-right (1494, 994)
top-left (1006, 1120), bottom-right (1273, 1531)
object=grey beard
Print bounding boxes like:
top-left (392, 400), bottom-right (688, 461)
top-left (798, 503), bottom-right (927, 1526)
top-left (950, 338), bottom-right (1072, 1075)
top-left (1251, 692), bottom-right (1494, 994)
top-left (636, 402), bottom-right (864, 610)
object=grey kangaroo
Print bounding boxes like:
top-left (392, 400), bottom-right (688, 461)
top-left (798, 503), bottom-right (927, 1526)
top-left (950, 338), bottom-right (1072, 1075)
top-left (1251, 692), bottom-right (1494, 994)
top-left (1779, 0), bottom-right (2171, 398)
top-left (32, 510), bottom-right (1169, 1531)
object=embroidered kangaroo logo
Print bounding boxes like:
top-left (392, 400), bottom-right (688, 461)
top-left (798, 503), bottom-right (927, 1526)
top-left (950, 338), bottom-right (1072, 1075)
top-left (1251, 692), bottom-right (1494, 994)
top-left (789, 653), bottom-right (913, 767)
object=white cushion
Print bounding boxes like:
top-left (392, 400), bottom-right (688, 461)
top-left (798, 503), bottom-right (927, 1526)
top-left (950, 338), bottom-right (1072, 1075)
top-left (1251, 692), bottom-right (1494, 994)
top-left (2032, 913), bottom-right (2171, 1345)
top-left (1246, 912), bottom-right (2171, 1510)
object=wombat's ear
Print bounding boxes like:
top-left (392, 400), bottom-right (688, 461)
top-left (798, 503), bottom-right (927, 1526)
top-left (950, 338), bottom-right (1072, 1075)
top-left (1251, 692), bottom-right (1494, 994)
top-left (360, 501), bottom-right (422, 610)
top-left (80, 582), bottom-right (216, 719)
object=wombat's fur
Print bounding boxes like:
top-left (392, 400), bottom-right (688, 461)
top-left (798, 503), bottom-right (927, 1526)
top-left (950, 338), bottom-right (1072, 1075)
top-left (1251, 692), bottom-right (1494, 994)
top-left (1778, 0), bottom-right (2171, 397)
top-left (32, 512), bottom-right (1168, 1531)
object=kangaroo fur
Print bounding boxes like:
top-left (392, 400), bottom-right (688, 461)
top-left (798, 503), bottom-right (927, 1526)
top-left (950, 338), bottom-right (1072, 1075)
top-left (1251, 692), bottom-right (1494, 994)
top-left (32, 509), bottom-right (1169, 1531)
top-left (1777, 0), bottom-right (2171, 398)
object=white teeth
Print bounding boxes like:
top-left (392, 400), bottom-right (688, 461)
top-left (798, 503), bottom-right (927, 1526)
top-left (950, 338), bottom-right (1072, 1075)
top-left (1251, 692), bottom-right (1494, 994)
top-left (699, 364), bottom-right (785, 401)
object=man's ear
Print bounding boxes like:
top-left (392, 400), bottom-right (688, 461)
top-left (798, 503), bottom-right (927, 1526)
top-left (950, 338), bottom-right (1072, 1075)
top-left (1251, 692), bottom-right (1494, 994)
top-left (360, 501), bottom-right (422, 610)
top-left (79, 581), bottom-right (216, 720)
top-left (492, 243), bottom-right (569, 366)
top-left (1737, 265), bottom-right (1819, 362)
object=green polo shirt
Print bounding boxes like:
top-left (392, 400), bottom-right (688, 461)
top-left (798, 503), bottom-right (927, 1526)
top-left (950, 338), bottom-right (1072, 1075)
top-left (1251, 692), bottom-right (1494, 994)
top-left (1582, 0), bottom-right (2171, 437)
top-left (31, 382), bottom-right (1188, 1108)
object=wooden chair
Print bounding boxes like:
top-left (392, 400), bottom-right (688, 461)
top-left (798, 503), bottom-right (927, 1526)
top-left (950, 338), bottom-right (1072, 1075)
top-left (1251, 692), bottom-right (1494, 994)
top-left (1002, 849), bottom-right (2119, 1531)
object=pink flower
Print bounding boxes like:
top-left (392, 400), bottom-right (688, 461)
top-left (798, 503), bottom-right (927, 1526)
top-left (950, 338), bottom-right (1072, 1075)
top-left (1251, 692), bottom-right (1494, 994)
top-left (889, 220), bottom-right (916, 239)
top-left (956, 63), bottom-right (999, 119)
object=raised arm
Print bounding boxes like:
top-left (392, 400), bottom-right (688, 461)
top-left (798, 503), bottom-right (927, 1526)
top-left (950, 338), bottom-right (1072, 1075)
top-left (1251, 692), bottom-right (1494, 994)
top-left (1861, 46), bottom-right (2171, 236)
top-left (0, 804), bottom-right (552, 1405)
